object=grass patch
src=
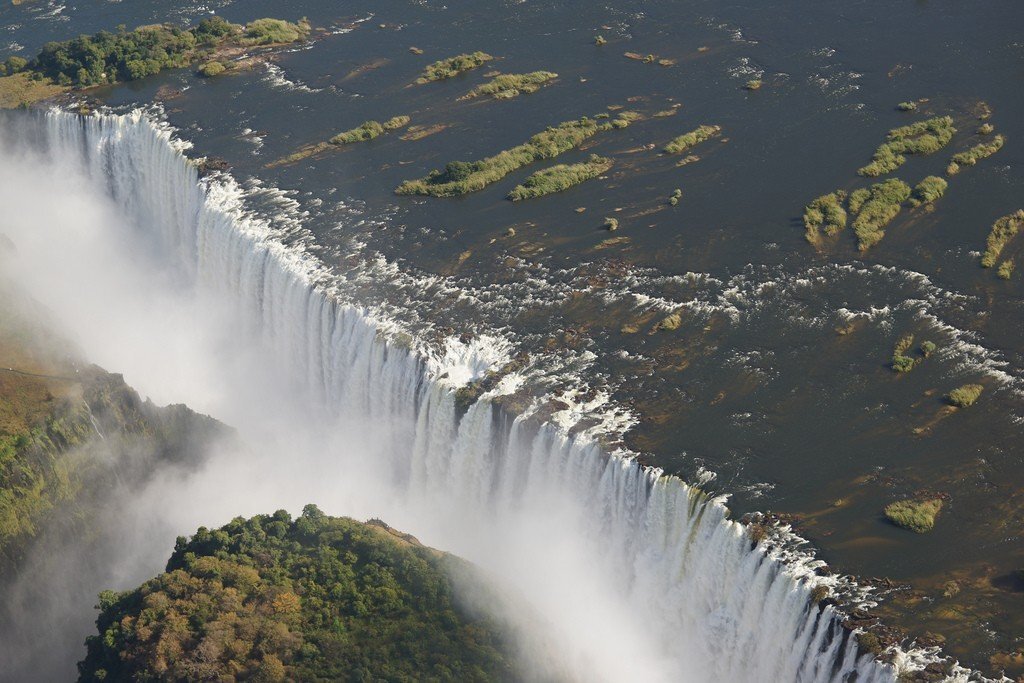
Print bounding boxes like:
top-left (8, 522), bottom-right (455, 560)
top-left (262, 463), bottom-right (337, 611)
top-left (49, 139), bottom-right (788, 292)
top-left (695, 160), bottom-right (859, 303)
top-left (240, 18), bottom-right (310, 45)
top-left (850, 178), bottom-right (911, 251)
top-left (196, 60), bottom-right (227, 77)
top-left (997, 259), bottom-right (1015, 280)
top-left (416, 51), bottom-right (492, 83)
top-left (803, 190), bottom-right (848, 243)
top-left (947, 134), bottom-right (1004, 176)
top-left (329, 116), bottom-right (410, 145)
top-left (396, 112), bottom-right (633, 197)
top-left (460, 71), bottom-right (557, 100)
top-left (401, 123), bottom-right (448, 141)
top-left (897, 101), bottom-right (918, 112)
top-left (507, 154), bottom-right (612, 201)
top-left (981, 210), bottom-right (1024, 268)
top-left (668, 188), bottom-right (682, 206)
top-left (885, 498), bottom-right (942, 533)
top-left (663, 124), bottom-right (721, 155)
top-left (744, 79), bottom-right (762, 90)
top-left (858, 116), bottom-right (956, 177)
top-left (0, 72), bottom-right (64, 109)
top-left (947, 383), bottom-right (983, 407)
top-left (909, 175), bottom-right (947, 207)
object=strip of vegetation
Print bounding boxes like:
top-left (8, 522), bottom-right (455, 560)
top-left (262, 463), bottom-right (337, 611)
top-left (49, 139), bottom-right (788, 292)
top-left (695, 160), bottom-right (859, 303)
top-left (998, 259), bottom-right (1015, 280)
top-left (10, 16), bottom-right (309, 88)
top-left (460, 71), bottom-right (557, 100)
top-left (803, 190), bottom-right (848, 243)
top-left (663, 124), bottom-right (721, 154)
top-left (396, 112), bottom-right (634, 197)
top-left (891, 333), bottom-right (919, 373)
top-left (850, 178), bottom-right (911, 251)
top-left (885, 498), bottom-right (943, 533)
top-left (947, 383), bottom-right (983, 407)
top-left (415, 51), bottom-right (492, 83)
top-left (947, 134), bottom-right (1004, 175)
top-left (78, 508), bottom-right (518, 681)
top-left (507, 154), bottom-right (612, 201)
top-left (909, 175), bottom-right (947, 207)
top-left (857, 116), bottom-right (956, 177)
top-left (329, 115), bottom-right (410, 144)
top-left (980, 209), bottom-right (1024, 268)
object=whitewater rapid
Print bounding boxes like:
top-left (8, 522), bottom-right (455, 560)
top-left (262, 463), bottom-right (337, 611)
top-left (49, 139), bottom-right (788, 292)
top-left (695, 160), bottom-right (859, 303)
top-left (38, 108), bottom-right (898, 682)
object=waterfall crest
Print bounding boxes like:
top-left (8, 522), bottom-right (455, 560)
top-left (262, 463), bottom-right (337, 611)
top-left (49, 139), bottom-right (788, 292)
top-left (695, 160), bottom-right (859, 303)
top-left (40, 108), bottom-right (896, 683)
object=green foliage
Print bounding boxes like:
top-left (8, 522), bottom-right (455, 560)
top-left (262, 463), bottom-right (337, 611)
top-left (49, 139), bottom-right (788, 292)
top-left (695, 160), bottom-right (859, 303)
top-left (594, 35), bottom-right (607, 45)
top-left (663, 124), bottom-right (721, 154)
top-left (891, 333), bottom-right (918, 372)
top-left (744, 79), bottom-right (761, 90)
top-left (396, 115), bottom-right (620, 197)
top-left (196, 60), bottom-right (226, 77)
top-left (603, 217), bottom-right (619, 231)
top-left (803, 190), bottom-right (848, 242)
top-left (884, 498), bottom-right (943, 533)
top-left (241, 18), bottom-right (311, 46)
top-left (4, 56), bottom-right (28, 75)
top-left (78, 510), bottom-right (517, 682)
top-left (669, 188), bottom-right (682, 206)
top-left (507, 154), bottom-right (612, 201)
top-left (326, 116), bottom-right (410, 146)
top-left (998, 259), bottom-right (1015, 280)
top-left (980, 209), bottom-right (1024, 268)
top-left (850, 178), bottom-right (911, 251)
top-left (977, 123), bottom-right (995, 135)
top-left (920, 340), bottom-right (937, 358)
top-left (909, 175), bottom-right (947, 207)
top-left (947, 135), bottom-right (1004, 175)
top-left (416, 51), bottom-right (493, 83)
top-left (858, 116), bottom-right (956, 177)
top-left (23, 16), bottom-right (307, 87)
top-left (382, 115), bottom-right (411, 130)
top-left (947, 383), bottom-right (983, 407)
top-left (461, 71), bottom-right (557, 100)
top-left (897, 101), bottom-right (917, 111)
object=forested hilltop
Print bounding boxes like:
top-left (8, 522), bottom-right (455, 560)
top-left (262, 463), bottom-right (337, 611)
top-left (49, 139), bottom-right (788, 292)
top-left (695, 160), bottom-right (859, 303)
top-left (78, 509), bottom-right (521, 682)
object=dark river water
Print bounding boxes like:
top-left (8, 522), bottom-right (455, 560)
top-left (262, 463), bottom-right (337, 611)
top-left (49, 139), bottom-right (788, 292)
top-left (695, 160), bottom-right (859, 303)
top-left (2, 0), bottom-right (1023, 675)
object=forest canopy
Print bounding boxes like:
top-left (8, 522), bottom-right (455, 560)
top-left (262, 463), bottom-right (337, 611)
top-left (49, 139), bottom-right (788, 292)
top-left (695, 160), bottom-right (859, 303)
top-left (77, 507), bottom-right (518, 682)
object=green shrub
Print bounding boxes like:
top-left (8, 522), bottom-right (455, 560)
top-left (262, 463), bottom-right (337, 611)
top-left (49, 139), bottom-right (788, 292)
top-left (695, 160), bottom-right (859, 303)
top-left (885, 498), bottom-right (943, 533)
top-left (669, 188), bottom-right (682, 206)
top-left (803, 190), bottom-right (848, 242)
top-left (947, 383), bottom-right (983, 407)
top-left (977, 123), bottom-right (994, 135)
top-left (980, 210), bottom-right (1024, 267)
top-left (196, 60), bottom-right (226, 77)
top-left (241, 18), bottom-right (310, 45)
top-left (663, 124), bottom-right (721, 154)
top-left (330, 120), bottom-right (385, 144)
top-left (382, 115), bottom-right (411, 130)
top-left (947, 135), bottom-right (1004, 175)
top-left (507, 154), bottom-right (612, 200)
top-left (594, 35), bottom-right (607, 45)
top-left (416, 51), bottom-right (492, 83)
top-left (858, 116), bottom-right (956, 177)
top-left (909, 175), bottom-right (947, 207)
top-left (396, 115), bottom-right (621, 197)
top-left (897, 101), bottom-right (918, 111)
top-left (997, 259), bottom-right (1015, 280)
top-left (4, 56), bottom-right (27, 74)
top-left (603, 217), bottom-right (619, 231)
top-left (920, 340), bottom-right (937, 358)
top-left (744, 79), bottom-right (762, 90)
top-left (462, 71), bottom-right (557, 100)
top-left (850, 178), bottom-right (911, 251)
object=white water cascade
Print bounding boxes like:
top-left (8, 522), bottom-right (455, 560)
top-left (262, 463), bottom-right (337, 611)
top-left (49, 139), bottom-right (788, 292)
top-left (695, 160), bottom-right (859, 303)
top-left (32, 108), bottom-right (898, 683)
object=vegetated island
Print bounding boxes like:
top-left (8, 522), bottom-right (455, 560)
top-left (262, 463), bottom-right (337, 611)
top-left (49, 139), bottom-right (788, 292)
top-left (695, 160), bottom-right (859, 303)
top-left (394, 110), bottom-right (637, 197)
top-left (947, 134), bottom-right (1005, 176)
top-left (267, 115), bottom-right (411, 167)
top-left (415, 51), bottom-right (493, 84)
top-left (850, 178), bottom-right (911, 251)
top-left (857, 116), bottom-right (955, 177)
top-left (885, 497), bottom-right (943, 533)
top-left (803, 191), bottom-right (848, 243)
top-left (980, 209), bottom-right (1023, 269)
top-left (459, 71), bottom-right (558, 100)
top-left (78, 508), bottom-right (520, 682)
top-left (662, 124), bottom-right (722, 155)
top-left (890, 333), bottom-right (936, 373)
top-left (507, 154), bottom-right (613, 201)
top-left (0, 16), bottom-right (311, 108)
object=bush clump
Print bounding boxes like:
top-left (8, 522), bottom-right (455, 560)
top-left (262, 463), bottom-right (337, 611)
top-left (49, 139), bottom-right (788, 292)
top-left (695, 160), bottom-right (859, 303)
top-left (77, 508), bottom-right (517, 682)
top-left (241, 18), bottom-right (311, 46)
top-left (803, 190), bottom-right (848, 242)
top-left (897, 101), bottom-right (918, 111)
top-left (461, 71), bottom-right (557, 100)
top-left (909, 175), bottom-right (948, 207)
top-left (850, 178), bottom-right (911, 251)
top-left (663, 124), bottom-right (721, 154)
top-left (885, 498), bottom-right (943, 533)
top-left (416, 51), bottom-right (492, 83)
top-left (947, 135), bottom-right (1004, 175)
top-left (396, 114), bottom-right (629, 197)
top-left (196, 60), bottom-right (227, 77)
top-left (980, 209), bottom-right (1024, 268)
top-left (507, 154), bottom-right (612, 201)
top-left (329, 116), bottom-right (409, 145)
top-left (744, 79), bottom-right (762, 90)
top-left (858, 116), bottom-right (956, 177)
top-left (891, 333), bottom-right (918, 372)
top-left (947, 383), bottom-right (983, 407)
top-left (997, 259), bottom-right (1015, 280)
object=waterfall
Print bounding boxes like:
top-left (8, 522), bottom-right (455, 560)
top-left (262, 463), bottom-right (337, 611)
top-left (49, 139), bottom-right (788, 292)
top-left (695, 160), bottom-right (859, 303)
top-left (38, 108), bottom-right (897, 683)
